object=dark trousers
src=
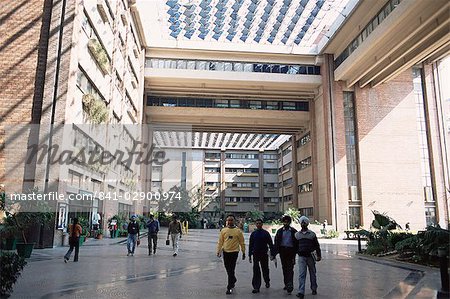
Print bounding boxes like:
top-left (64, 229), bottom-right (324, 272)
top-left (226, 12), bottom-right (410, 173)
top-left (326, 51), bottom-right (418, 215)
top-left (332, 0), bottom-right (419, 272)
top-left (64, 237), bottom-right (80, 262)
top-left (279, 246), bottom-right (296, 290)
top-left (223, 251), bottom-right (239, 289)
top-left (148, 234), bottom-right (158, 254)
top-left (252, 253), bottom-right (270, 290)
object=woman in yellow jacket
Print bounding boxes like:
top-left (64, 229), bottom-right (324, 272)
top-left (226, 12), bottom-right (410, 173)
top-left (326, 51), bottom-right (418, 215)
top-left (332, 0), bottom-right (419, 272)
top-left (217, 214), bottom-right (246, 295)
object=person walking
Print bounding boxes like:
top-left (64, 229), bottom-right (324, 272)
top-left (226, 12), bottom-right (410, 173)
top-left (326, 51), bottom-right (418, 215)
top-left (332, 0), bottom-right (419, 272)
top-left (127, 215), bottom-right (140, 256)
top-left (249, 219), bottom-right (274, 293)
top-left (216, 214), bottom-right (246, 295)
top-left (295, 216), bottom-right (322, 299)
top-left (146, 214), bottom-right (160, 255)
top-left (273, 215), bottom-right (298, 294)
top-left (64, 217), bottom-right (82, 263)
top-left (167, 214), bottom-right (182, 256)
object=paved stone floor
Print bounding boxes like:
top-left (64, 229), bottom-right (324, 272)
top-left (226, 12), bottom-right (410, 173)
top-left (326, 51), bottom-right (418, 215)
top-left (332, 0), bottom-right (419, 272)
top-left (10, 229), bottom-right (442, 299)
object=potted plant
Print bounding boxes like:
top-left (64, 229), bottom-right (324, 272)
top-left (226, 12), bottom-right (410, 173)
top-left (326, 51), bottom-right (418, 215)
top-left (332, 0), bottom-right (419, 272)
top-left (0, 252), bottom-right (27, 297)
top-left (96, 229), bottom-right (103, 240)
top-left (77, 216), bottom-right (90, 245)
top-left (0, 188), bottom-right (53, 258)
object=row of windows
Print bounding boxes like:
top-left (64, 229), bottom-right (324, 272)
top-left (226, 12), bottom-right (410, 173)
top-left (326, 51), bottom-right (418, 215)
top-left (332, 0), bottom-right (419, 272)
top-left (148, 97), bottom-right (309, 111)
top-left (225, 197), bottom-right (259, 202)
top-left (226, 182), bottom-right (259, 188)
top-left (146, 58), bottom-right (320, 75)
top-left (226, 153), bottom-right (258, 159)
top-left (226, 168), bottom-right (259, 173)
top-left (334, 0), bottom-right (402, 68)
top-left (205, 153), bottom-right (279, 160)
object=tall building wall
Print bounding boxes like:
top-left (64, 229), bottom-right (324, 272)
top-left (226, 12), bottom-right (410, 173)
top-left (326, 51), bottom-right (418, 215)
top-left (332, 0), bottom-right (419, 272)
top-left (353, 70), bottom-right (425, 230)
top-left (0, 0), bottom-right (51, 186)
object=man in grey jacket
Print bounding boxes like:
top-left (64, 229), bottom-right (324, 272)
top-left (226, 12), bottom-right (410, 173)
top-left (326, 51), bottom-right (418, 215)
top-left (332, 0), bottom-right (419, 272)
top-left (294, 216), bottom-right (321, 299)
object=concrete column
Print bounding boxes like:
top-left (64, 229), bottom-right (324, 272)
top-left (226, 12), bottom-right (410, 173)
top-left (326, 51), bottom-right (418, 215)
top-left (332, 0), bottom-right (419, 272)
top-left (291, 135), bottom-right (299, 209)
top-left (259, 149), bottom-right (264, 211)
top-left (220, 149), bottom-right (226, 211)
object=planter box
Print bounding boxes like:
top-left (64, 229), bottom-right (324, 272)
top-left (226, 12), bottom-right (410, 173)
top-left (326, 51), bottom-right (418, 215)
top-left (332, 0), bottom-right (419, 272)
top-left (3, 238), bottom-right (17, 250)
top-left (16, 243), bottom-right (34, 258)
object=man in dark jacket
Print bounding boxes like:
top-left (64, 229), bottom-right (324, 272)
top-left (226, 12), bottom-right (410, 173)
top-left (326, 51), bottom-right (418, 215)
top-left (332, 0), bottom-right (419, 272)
top-left (127, 215), bottom-right (140, 256)
top-left (249, 219), bottom-right (274, 293)
top-left (273, 215), bottom-right (298, 294)
top-left (146, 214), bottom-right (160, 255)
top-left (294, 216), bottom-right (321, 299)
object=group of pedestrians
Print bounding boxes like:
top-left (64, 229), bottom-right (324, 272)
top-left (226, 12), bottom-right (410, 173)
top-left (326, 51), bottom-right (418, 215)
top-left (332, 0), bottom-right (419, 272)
top-left (63, 213), bottom-right (321, 298)
top-left (129, 213), bottom-right (183, 257)
top-left (216, 214), bottom-right (321, 298)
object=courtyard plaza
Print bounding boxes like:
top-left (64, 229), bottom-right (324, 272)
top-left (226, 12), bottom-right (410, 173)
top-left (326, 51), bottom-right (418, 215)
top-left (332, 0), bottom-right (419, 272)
top-left (11, 229), bottom-right (441, 299)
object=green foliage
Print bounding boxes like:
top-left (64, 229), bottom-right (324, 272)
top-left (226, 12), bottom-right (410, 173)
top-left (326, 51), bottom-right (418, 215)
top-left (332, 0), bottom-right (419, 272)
top-left (77, 216), bottom-right (90, 236)
top-left (0, 252), bottom-right (27, 297)
top-left (87, 38), bottom-right (111, 74)
top-left (82, 94), bottom-right (109, 124)
top-left (176, 210), bottom-right (200, 228)
top-left (324, 229), bottom-right (339, 239)
top-left (284, 208), bottom-right (301, 224)
top-left (365, 241), bottom-right (385, 255)
top-left (1, 188), bottom-right (53, 243)
top-left (246, 210), bottom-right (264, 222)
top-left (388, 232), bottom-right (413, 249)
top-left (360, 211), bottom-right (403, 254)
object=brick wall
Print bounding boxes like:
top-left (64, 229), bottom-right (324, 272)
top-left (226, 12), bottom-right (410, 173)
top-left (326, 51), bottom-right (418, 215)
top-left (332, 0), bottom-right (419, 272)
top-left (0, 0), bottom-right (50, 188)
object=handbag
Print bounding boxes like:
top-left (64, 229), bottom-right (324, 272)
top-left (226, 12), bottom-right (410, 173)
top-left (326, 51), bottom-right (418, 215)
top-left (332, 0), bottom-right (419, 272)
top-left (311, 251), bottom-right (318, 261)
top-left (166, 238), bottom-right (170, 246)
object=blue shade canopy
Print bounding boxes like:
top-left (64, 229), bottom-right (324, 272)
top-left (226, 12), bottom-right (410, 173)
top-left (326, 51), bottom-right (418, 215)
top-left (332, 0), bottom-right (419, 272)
top-left (154, 0), bottom-right (355, 50)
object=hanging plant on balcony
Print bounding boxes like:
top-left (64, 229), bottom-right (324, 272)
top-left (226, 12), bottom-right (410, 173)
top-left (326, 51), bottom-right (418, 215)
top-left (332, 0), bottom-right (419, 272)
top-left (88, 38), bottom-right (111, 74)
top-left (82, 94), bottom-right (109, 124)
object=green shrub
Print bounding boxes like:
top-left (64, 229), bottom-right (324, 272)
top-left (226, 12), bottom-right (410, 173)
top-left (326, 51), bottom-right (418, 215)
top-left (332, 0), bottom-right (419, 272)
top-left (324, 229), bottom-right (339, 239)
top-left (388, 232), bottom-right (413, 249)
top-left (0, 252), bottom-right (27, 297)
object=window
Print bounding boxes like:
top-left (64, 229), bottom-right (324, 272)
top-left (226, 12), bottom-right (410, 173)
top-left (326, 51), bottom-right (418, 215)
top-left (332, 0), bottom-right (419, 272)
top-left (298, 157), bottom-right (312, 170)
top-left (281, 162), bottom-right (291, 172)
top-left (118, 202), bottom-right (131, 216)
top-left (349, 207), bottom-right (361, 229)
top-left (264, 182), bottom-right (278, 188)
top-left (68, 170), bottom-right (82, 188)
top-left (249, 101), bottom-right (262, 109)
top-left (297, 133), bottom-right (311, 147)
top-left (264, 197), bottom-right (279, 203)
top-left (205, 152), bottom-right (221, 160)
top-left (299, 207), bottom-right (313, 217)
top-left (151, 181), bottom-right (162, 189)
top-left (152, 166), bottom-right (162, 173)
top-left (283, 178), bottom-right (293, 186)
top-left (205, 167), bottom-right (220, 173)
top-left (266, 101), bottom-right (279, 110)
top-left (263, 154), bottom-right (278, 160)
top-left (263, 168), bottom-right (278, 174)
top-left (215, 100), bottom-right (228, 108)
top-left (298, 181), bottom-right (312, 193)
top-left (282, 147), bottom-right (292, 157)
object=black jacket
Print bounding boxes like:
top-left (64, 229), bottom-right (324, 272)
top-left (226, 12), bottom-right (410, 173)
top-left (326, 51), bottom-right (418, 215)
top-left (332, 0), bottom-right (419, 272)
top-left (273, 226), bottom-right (298, 256)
